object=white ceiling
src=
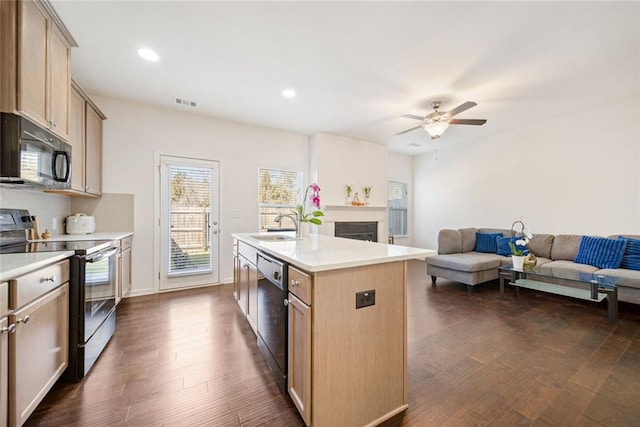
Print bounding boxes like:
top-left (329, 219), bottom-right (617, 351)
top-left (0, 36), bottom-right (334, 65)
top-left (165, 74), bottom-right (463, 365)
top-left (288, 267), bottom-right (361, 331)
top-left (51, 1), bottom-right (640, 155)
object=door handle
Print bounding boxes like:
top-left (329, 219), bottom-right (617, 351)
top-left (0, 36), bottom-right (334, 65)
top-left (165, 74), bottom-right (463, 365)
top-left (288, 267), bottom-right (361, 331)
top-left (1, 324), bottom-right (16, 334)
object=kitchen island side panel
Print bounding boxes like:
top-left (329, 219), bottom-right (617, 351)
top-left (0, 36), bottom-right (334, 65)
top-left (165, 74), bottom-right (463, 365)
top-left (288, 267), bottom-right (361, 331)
top-left (312, 261), bottom-right (406, 426)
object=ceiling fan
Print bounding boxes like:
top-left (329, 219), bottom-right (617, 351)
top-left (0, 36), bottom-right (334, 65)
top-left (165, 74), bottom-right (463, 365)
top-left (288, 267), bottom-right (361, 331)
top-left (396, 101), bottom-right (487, 139)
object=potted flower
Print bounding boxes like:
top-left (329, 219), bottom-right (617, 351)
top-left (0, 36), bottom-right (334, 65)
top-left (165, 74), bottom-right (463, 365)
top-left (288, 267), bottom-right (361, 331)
top-left (363, 186), bottom-right (372, 204)
top-left (509, 220), bottom-right (533, 269)
top-left (294, 183), bottom-right (324, 237)
top-left (345, 184), bottom-right (353, 205)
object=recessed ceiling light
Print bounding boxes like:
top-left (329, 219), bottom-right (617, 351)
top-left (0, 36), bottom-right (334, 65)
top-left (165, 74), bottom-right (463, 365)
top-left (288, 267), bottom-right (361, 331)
top-left (138, 48), bottom-right (159, 62)
top-left (281, 88), bottom-right (296, 98)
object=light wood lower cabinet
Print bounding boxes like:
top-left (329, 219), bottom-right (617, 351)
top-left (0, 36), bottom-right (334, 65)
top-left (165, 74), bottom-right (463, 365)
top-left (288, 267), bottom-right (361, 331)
top-left (9, 283), bottom-right (68, 427)
top-left (121, 247), bottom-right (132, 298)
top-left (286, 261), bottom-right (406, 427)
top-left (1, 281), bottom-right (8, 427)
top-left (120, 236), bottom-right (132, 298)
top-left (287, 292), bottom-right (311, 426)
top-left (1, 316), bottom-right (9, 427)
top-left (237, 254), bottom-right (258, 333)
top-left (116, 236), bottom-right (133, 304)
top-left (247, 263), bottom-right (258, 333)
top-left (237, 255), bottom-right (249, 315)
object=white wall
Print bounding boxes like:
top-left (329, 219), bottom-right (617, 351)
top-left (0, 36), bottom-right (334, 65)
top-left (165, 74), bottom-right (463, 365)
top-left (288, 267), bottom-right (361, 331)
top-left (310, 133), bottom-right (388, 207)
top-left (0, 188), bottom-right (70, 235)
top-left (413, 96), bottom-right (640, 250)
top-left (388, 152), bottom-right (413, 247)
top-left (94, 96), bottom-right (309, 295)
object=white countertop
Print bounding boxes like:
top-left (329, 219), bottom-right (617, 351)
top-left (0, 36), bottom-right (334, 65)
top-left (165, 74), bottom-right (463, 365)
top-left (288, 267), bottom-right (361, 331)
top-left (29, 231), bottom-right (133, 242)
top-left (0, 251), bottom-right (75, 282)
top-left (233, 233), bottom-right (436, 272)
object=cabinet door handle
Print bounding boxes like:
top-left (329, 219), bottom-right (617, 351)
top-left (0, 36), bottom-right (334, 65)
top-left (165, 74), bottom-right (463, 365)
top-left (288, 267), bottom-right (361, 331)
top-left (16, 315), bottom-right (30, 324)
top-left (42, 275), bottom-right (56, 282)
top-left (1, 324), bottom-right (16, 334)
top-left (290, 279), bottom-right (300, 287)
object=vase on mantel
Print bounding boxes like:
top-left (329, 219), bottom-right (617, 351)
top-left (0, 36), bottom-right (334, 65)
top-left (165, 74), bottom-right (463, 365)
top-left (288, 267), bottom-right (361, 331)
top-left (512, 255), bottom-right (525, 270)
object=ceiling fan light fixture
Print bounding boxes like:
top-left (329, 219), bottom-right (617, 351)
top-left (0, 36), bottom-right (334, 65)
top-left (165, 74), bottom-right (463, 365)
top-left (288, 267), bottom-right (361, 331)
top-left (423, 121), bottom-right (449, 138)
top-left (137, 48), bottom-right (159, 62)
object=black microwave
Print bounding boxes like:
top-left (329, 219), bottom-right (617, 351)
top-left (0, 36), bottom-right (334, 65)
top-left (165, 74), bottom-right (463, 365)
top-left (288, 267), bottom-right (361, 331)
top-left (0, 113), bottom-right (71, 189)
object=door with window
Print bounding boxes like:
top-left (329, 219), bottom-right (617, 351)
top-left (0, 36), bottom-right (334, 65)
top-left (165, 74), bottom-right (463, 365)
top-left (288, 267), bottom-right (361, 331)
top-left (159, 156), bottom-right (220, 290)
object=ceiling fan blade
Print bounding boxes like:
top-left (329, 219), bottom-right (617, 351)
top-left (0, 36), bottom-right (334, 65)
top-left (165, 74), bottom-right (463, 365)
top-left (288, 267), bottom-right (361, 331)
top-left (401, 114), bottom-right (425, 121)
top-left (394, 125), bottom-right (423, 135)
top-left (446, 101), bottom-right (477, 117)
top-left (449, 118), bottom-right (487, 126)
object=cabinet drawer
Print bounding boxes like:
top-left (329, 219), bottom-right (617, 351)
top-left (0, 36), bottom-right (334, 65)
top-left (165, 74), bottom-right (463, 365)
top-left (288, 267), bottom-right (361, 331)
top-left (10, 260), bottom-right (69, 309)
top-left (120, 236), bottom-right (133, 251)
top-left (289, 266), bottom-right (312, 305)
top-left (0, 282), bottom-right (7, 318)
top-left (238, 241), bottom-right (258, 266)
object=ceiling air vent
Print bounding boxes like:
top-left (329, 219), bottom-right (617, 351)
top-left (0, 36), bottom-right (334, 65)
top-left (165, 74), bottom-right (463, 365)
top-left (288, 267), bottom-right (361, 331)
top-left (174, 97), bottom-right (197, 108)
top-left (409, 142), bottom-right (425, 147)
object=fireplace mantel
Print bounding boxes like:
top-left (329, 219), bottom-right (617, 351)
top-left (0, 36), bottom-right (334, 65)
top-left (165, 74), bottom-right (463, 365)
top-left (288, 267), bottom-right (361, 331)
top-left (318, 205), bottom-right (387, 242)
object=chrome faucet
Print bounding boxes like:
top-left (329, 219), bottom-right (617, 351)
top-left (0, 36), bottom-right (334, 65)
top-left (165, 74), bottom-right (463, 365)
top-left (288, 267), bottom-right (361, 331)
top-left (274, 212), bottom-right (300, 237)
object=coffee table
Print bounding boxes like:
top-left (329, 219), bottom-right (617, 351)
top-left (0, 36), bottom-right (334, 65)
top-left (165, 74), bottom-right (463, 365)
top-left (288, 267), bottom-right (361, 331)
top-left (498, 264), bottom-right (620, 324)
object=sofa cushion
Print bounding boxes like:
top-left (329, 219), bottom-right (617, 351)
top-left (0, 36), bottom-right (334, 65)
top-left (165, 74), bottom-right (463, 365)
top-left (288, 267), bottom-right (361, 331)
top-left (574, 236), bottom-right (627, 269)
top-left (438, 229), bottom-right (462, 254)
top-left (595, 268), bottom-right (640, 290)
top-left (617, 237), bottom-right (640, 271)
top-left (475, 232), bottom-right (502, 253)
top-left (528, 234), bottom-right (554, 259)
top-left (460, 228), bottom-right (477, 253)
top-left (427, 252), bottom-right (503, 272)
top-left (496, 236), bottom-right (528, 256)
top-left (539, 260), bottom-right (599, 275)
top-left (550, 235), bottom-right (583, 261)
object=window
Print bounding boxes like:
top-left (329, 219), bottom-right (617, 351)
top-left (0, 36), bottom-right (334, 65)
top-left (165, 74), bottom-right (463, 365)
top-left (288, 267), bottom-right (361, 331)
top-left (258, 167), bottom-right (303, 231)
top-left (388, 181), bottom-right (408, 236)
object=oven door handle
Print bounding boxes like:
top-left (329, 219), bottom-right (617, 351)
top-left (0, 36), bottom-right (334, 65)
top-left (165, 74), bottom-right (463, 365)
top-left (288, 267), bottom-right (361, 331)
top-left (85, 247), bottom-right (118, 263)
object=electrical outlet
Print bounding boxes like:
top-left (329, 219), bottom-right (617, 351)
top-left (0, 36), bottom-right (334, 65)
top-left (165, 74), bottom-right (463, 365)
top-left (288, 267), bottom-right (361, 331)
top-left (356, 290), bottom-right (375, 309)
top-left (232, 209), bottom-right (240, 219)
top-left (51, 218), bottom-right (57, 231)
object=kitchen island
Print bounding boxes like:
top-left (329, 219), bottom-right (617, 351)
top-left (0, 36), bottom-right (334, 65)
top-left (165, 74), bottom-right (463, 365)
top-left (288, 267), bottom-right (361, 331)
top-left (232, 233), bottom-right (435, 427)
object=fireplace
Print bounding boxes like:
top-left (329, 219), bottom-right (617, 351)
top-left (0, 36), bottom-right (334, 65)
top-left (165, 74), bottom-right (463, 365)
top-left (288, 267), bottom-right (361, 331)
top-left (335, 222), bottom-right (378, 242)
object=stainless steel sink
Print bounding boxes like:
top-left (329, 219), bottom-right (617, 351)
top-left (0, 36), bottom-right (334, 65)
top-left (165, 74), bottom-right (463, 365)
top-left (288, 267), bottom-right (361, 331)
top-left (249, 234), bottom-right (298, 241)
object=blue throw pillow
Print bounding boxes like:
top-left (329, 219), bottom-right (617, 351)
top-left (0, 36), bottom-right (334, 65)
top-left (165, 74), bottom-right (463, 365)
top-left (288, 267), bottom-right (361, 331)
top-left (496, 236), bottom-right (528, 256)
top-left (475, 232), bottom-right (503, 253)
top-left (618, 237), bottom-right (640, 271)
top-left (574, 236), bottom-right (627, 269)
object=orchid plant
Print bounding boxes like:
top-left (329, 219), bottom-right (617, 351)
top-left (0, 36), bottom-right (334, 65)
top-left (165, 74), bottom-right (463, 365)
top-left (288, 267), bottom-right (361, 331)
top-left (509, 220), bottom-right (533, 256)
top-left (295, 183), bottom-right (324, 225)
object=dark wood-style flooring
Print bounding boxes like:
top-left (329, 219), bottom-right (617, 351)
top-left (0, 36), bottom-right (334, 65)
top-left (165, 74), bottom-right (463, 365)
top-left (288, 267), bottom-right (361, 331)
top-left (28, 260), bottom-right (640, 426)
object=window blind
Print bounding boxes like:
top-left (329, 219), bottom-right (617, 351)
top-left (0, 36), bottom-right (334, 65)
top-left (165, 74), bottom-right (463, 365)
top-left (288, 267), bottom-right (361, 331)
top-left (169, 165), bottom-right (212, 274)
top-left (258, 167), bottom-right (303, 231)
top-left (388, 181), bottom-right (408, 236)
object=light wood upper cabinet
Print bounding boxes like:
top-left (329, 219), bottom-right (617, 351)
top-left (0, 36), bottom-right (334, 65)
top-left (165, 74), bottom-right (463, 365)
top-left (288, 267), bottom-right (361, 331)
top-left (6, 0), bottom-right (76, 140)
top-left (48, 24), bottom-right (70, 137)
top-left (16, 0), bottom-right (47, 125)
top-left (68, 84), bottom-right (85, 192)
top-left (85, 102), bottom-right (103, 196)
top-left (47, 80), bottom-right (105, 198)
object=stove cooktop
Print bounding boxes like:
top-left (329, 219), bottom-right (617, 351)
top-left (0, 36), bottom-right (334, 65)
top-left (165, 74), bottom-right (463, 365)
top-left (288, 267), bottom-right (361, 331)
top-left (0, 240), bottom-right (114, 255)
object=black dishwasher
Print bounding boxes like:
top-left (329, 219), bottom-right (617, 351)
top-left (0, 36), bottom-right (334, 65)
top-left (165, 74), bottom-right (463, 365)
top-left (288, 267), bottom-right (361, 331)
top-left (256, 251), bottom-right (288, 393)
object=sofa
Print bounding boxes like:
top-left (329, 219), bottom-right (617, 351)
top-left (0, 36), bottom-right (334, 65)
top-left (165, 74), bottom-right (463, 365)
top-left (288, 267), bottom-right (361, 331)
top-left (425, 227), bottom-right (640, 305)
